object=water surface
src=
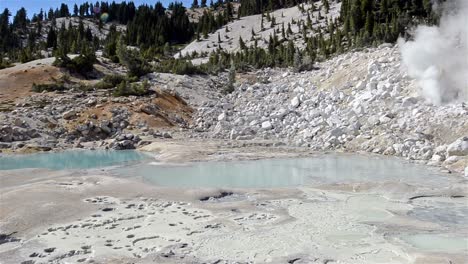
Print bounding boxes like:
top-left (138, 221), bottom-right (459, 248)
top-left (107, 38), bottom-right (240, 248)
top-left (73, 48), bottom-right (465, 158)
top-left (115, 154), bottom-right (454, 188)
top-left (400, 234), bottom-right (468, 253)
top-left (0, 150), bottom-right (148, 170)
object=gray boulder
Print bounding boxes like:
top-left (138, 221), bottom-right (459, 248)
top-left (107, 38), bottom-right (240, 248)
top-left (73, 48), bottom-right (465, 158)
top-left (447, 137), bottom-right (468, 157)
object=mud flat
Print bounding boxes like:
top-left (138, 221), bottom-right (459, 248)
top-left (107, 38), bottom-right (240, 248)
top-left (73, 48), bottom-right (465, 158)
top-left (0, 144), bottom-right (467, 264)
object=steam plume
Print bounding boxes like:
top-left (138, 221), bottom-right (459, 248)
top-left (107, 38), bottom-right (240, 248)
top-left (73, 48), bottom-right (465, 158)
top-left (398, 0), bottom-right (468, 105)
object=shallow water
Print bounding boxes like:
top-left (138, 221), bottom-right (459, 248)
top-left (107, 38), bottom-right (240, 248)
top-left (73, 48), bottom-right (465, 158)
top-left (1, 150), bottom-right (467, 258)
top-left (115, 154), bottom-right (454, 188)
top-left (0, 150), bottom-right (148, 170)
top-left (1, 151), bottom-right (458, 188)
top-left (400, 234), bottom-right (468, 253)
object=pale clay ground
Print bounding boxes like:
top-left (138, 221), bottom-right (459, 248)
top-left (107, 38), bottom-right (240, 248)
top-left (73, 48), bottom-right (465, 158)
top-left (0, 140), bottom-right (467, 264)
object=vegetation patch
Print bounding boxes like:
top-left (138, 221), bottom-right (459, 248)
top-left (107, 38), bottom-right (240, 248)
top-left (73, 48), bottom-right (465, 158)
top-left (31, 82), bottom-right (66, 93)
top-left (113, 79), bottom-right (151, 97)
top-left (95, 74), bottom-right (127, 90)
top-left (155, 59), bottom-right (206, 75)
top-left (53, 48), bottom-right (96, 76)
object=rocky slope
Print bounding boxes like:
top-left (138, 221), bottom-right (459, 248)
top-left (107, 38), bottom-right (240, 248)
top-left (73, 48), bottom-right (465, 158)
top-left (192, 43), bottom-right (468, 174)
top-left (178, 0), bottom-right (340, 62)
top-left (1, 38), bottom-right (466, 174)
top-left (0, 88), bottom-right (194, 151)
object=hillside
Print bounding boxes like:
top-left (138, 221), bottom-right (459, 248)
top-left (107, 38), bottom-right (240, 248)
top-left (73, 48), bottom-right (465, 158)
top-left (0, 58), bottom-right (61, 105)
top-left (186, 2), bottom-right (241, 23)
top-left (179, 1), bottom-right (341, 62)
top-left (193, 43), bottom-right (468, 173)
top-left (41, 17), bottom-right (126, 40)
top-left (0, 0), bottom-right (466, 174)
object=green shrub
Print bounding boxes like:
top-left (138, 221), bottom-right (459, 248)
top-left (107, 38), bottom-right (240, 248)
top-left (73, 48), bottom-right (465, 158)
top-left (71, 54), bottom-right (95, 74)
top-left (95, 74), bottom-right (126, 90)
top-left (112, 79), bottom-right (151, 97)
top-left (116, 39), bottom-right (152, 78)
top-left (31, 82), bottom-right (66, 92)
top-left (0, 61), bottom-right (11, 69)
top-left (0, 55), bottom-right (8, 69)
top-left (224, 61), bottom-right (236, 94)
top-left (53, 47), bottom-right (96, 76)
top-left (155, 59), bottom-right (206, 75)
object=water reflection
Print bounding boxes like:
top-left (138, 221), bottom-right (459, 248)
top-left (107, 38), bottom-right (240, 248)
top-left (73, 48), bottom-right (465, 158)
top-left (116, 155), bottom-right (453, 188)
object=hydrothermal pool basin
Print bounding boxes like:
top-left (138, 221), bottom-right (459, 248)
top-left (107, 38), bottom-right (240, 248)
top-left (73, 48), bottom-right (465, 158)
top-left (0, 150), bottom-right (150, 170)
top-left (114, 154), bottom-right (455, 188)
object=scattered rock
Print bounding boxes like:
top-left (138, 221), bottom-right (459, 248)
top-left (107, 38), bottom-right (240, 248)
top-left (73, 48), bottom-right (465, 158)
top-left (261, 121), bottom-right (273, 130)
top-left (447, 137), bottom-right (468, 157)
top-left (62, 110), bottom-right (77, 120)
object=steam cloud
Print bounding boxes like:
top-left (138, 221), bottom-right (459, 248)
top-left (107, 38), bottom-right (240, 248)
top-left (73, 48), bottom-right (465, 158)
top-left (398, 0), bottom-right (468, 105)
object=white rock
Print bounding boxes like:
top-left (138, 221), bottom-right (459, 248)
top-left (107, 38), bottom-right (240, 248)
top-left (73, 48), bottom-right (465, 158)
top-left (355, 81), bottom-right (365, 90)
top-left (217, 112), bottom-right (226, 121)
top-left (291, 97), bottom-right (300, 108)
top-left (434, 145), bottom-right (447, 156)
top-left (261, 121), bottom-right (273, 130)
top-left (444, 156), bottom-right (461, 164)
top-left (222, 103), bottom-right (233, 110)
top-left (329, 127), bottom-right (344, 138)
top-left (213, 121), bottom-right (229, 136)
top-left (229, 129), bottom-right (237, 140)
top-left (276, 108), bottom-right (289, 119)
top-left (431, 154), bottom-right (445, 162)
top-left (367, 60), bottom-right (380, 76)
top-left (379, 43), bottom-right (393, 49)
top-left (383, 147), bottom-right (396, 155)
top-left (365, 80), bottom-right (376, 90)
top-left (62, 110), bottom-right (77, 120)
top-left (367, 116), bottom-right (380, 126)
top-left (379, 115), bottom-right (392, 124)
top-left (402, 97), bottom-right (418, 107)
top-left (447, 137), bottom-right (468, 157)
top-left (353, 105), bottom-right (365, 116)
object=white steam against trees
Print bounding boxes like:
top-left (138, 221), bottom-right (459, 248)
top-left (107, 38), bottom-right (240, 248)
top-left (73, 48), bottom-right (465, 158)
top-left (398, 0), bottom-right (468, 105)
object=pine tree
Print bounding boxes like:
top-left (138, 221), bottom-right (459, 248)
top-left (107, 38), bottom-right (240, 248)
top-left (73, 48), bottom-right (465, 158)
top-left (293, 48), bottom-right (302, 72)
top-left (286, 23), bottom-right (292, 36)
top-left (364, 11), bottom-right (374, 36)
top-left (350, 0), bottom-right (363, 33)
top-left (261, 15), bottom-right (264, 31)
top-left (73, 4), bottom-right (78, 16)
top-left (322, 0), bottom-right (330, 13)
top-left (380, 0), bottom-right (389, 20)
top-left (307, 13), bottom-right (312, 29)
top-left (239, 36), bottom-right (246, 50)
top-left (13, 8), bottom-right (28, 30)
top-left (281, 23), bottom-right (285, 39)
top-left (59, 3), bottom-right (70, 17)
top-left (192, 0), bottom-right (199, 9)
top-left (46, 26), bottom-right (57, 49)
top-left (225, 60), bottom-right (235, 93)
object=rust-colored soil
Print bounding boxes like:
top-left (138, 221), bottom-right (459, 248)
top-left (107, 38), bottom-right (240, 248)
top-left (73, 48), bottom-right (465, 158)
top-left (66, 89), bottom-right (193, 131)
top-left (0, 59), bottom-right (62, 103)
